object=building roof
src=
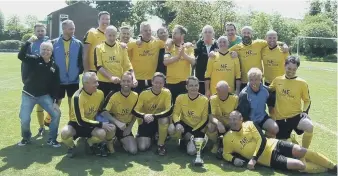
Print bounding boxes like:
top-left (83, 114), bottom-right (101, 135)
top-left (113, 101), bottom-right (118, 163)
top-left (47, 1), bottom-right (97, 16)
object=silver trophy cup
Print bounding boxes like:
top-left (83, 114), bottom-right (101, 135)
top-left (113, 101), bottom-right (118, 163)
top-left (193, 137), bottom-right (205, 166)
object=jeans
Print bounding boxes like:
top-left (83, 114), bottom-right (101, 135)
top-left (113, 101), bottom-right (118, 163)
top-left (19, 92), bottom-right (61, 140)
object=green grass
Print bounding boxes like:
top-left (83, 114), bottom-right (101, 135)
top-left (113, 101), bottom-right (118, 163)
top-left (0, 53), bottom-right (336, 176)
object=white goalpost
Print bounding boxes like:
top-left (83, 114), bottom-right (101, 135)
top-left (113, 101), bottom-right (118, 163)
top-left (295, 36), bottom-right (338, 56)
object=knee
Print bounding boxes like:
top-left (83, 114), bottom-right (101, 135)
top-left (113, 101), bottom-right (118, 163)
top-left (128, 146), bottom-right (138, 155)
top-left (187, 147), bottom-right (196, 156)
top-left (305, 122), bottom-right (314, 133)
top-left (61, 129), bottom-right (72, 139)
top-left (293, 144), bottom-right (307, 158)
top-left (95, 129), bottom-right (107, 140)
top-left (296, 161), bottom-right (306, 170)
top-left (270, 123), bottom-right (279, 135)
top-left (138, 144), bottom-right (148, 152)
top-left (168, 124), bottom-right (176, 135)
top-left (158, 117), bottom-right (169, 125)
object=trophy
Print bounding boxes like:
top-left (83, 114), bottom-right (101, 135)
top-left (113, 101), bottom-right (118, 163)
top-left (193, 137), bottom-right (206, 166)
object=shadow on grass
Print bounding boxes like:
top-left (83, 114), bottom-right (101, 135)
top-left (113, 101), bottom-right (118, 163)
top-left (0, 134), bottom-right (64, 173)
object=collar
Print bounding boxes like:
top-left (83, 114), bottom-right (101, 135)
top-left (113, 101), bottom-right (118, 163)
top-left (120, 91), bottom-right (130, 98)
top-left (219, 51), bottom-right (229, 56)
top-left (105, 42), bottom-right (116, 47)
top-left (97, 28), bottom-right (104, 34)
top-left (247, 83), bottom-right (263, 94)
top-left (269, 45), bottom-right (278, 50)
top-left (232, 127), bottom-right (242, 132)
top-left (83, 88), bottom-right (93, 96)
top-left (285, 75), bottom-right (297, 79)
top-left (218, 94), bottom-right (229, 101)
top-left (62, 35), bottom-right (72, 41)
top-left (151, 88), bottom-right (161, 96)
top-left (188, 93), bottom-right (200, 101)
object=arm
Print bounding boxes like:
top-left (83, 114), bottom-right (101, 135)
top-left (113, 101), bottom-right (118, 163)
top-left (83, 31), bottom-right (92, 71)
top-left (302, 82), bottom-right (311, 114)
top-left (192, 100), bottom-right (209, 131)
top-left (204, 57), bottom-right (214, 96)
top-left (222, 135), bottom-right (235, 162)
top-left (18, 42), bottom-right (39, 63)
top-left (250, 123), bottom-right (267, 161)
top-left (172, 96), bottom-right (183, 125)
top-left (156, 48), bottom-right (166, 74)
top-left (234, 58), bottom-right (241, 94)
top-left (131, 95), bottom-right (145, 119)
top-left (94, 47), bottom-right (117, 80)
top-left (236, 92), bottom-right (251, 121)
top-left (163, 50), bottom-right (179, 66)
top-left (77, 42), bottom-right (84, 74)
top-left (182, 47), bottom-right (196, 65)
top-left (153, 92), bottom-right (173, 118)
top-left (268, 79), bottom-right (276, 92)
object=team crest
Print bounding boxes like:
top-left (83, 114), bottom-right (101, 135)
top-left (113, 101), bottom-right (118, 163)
top-left (50, 67), bottom-right (55, 73)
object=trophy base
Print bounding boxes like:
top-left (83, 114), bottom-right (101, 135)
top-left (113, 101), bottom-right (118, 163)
top-left (193, 159), bottom-right (204, 167)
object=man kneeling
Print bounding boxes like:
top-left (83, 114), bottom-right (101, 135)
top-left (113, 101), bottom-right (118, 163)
top-left (173, 76), bottom-right (209, 155)
top-left (223, 111), bottom-right (337, 174)
top-left (60, 72), bottom-right (116, 158)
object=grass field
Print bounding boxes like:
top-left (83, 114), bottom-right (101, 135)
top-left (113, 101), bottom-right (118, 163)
top-left (0, 53), bottom-right (336, 176)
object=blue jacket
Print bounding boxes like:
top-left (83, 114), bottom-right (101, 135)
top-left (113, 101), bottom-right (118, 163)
top-left (237, 83), bottom-right (269, 123)
top-left (52, 36), bottom-right (83, 85)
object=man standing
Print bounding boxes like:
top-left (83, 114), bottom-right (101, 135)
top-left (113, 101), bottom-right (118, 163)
top-left (157, 27), bottom-right (169, 42)
top-left (269, 56), bottom-right (313, 149)
top-left (83, 11), bottom-right (110, 72)
top-left (132, 72), bottom-right (172, 155)
top-left (44, 20), bottom-right (83, 126)
top-left (17, 39), bottom-right (61, 147)
top-left (164, 25), bottom-right (195, 103)
top-left (94, 25), bottom-right (137, 97)
top-left (119, 26), bottom-right (134, 44)
top-left (225, 22), bottom-right (242, 48)
top-left (21, 23), bottom-right (49, 135)
top-left (127, 22), bottom-right (165, 93)
top-left (222, 111), bottom-right (336, 174)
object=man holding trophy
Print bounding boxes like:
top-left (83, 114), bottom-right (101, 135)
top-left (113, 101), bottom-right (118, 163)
top-left (172, 76), bottom-right (209, 166)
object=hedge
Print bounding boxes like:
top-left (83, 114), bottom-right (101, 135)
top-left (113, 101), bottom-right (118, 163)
top-left (0, 40), bottom-right (23, 50)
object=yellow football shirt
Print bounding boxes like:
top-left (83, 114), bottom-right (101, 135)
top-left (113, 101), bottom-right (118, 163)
top-left (84, 28), bottom-right (106, 71)
top-left (127, 39), bottom-right (165, 80)
top-left (94, 42), bottom-right (133, 82)
top-left (63, 39), bottom-right (71, 71)
top-left (269, 75), bottom-right (311, 120)
top-left (105, 91), bottom-right (138, 123)
top-left (205, 51), bottom-right (241, 94)
top-left (262, 46), bottom-right (289, 84)
top-left (230, 40), bottom-right (268, 83)
top-left (164, 44), bottom-right (194, 84)
top-left (173, 94), bottom-right (209, 130)
top-left (69, 89), bottom-right (104, 128)
top-left (223, 121), bottom-right (278, 167)
top-left (209, 93), bottom-right (238, 125)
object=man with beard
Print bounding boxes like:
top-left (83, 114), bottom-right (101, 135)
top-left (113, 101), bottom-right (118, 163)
top-left (225, 22), bottom-right (242, 48)
top-left (94, 25), bottom-right (137, 97)
top-left (21, 23), bottom-right (50, 135)
top-left (157, 27), bottom-right (169, 42)
top-left (83, 11), bottom-right (110, 72)
top-left (229, 26), bottom-right (289, 90)
top-left (268, 56), bottom-right (313, 149)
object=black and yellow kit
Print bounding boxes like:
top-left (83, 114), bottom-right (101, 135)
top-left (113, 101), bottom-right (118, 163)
top-left (262, 46), bottom-right (289, 84)
top-left (173, 94), bottom-right (209, 137)
top-left (209, 93), bottom-right (239, 125)
top-left (205, 51), bottom-right (241, 94)
top-left (83, 28), bottom-right (105, 71)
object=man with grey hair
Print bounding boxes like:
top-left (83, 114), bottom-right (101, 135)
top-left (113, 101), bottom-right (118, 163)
top-left (237, 67), bottom-right (279, 138)
top-left (17, 38), bottom-right (61, 147)
top-left (60, 72), bottom-right (116, 158)
top-left (44, 19), bottom-right (83, 127)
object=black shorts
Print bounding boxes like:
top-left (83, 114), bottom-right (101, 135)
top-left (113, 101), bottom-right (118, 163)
top-left (199, 81), bottom-right (205, 95)
top-left (166, 81), bottom-right (186, 104)
top-left (276, 114), bottom-right (304, 139)
top-left (240, 83), bottom-right (247, 91)
top-left (68, 121), bottom-right (94, 139)
top-left (115, 125), bottom-right (133, 140)
top-left (98, 81), bottom-right (121, 98)
top-left (137, 119), bottom-right (158, 138)
top-left (256, 115), bottom-right (270, 129)
top-left (88, 70), bottom-right (97, 74)
top-left (57, 84), bottom-right (79, 99)
top-left (133, 79), bottom-right (152, 94)
top-left (181, 121), bottom-right (207, 138)
top-left (270, 140), bottom-right (295, 170)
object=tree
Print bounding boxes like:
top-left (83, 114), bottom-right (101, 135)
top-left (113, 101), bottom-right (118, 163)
top-left (250, 12), bottom-right (271, 39)
top-left (270, 14), bottom-right (300, 45)
top-left (149, 1), bottom-right (176, 26)
top-left (65, 0), bottom-right (93, 5)
top-left (126, 1), bottom-right (151, 36)
top-left (309, 0), bottom-right (322, 16)
top-left (5, 15), bottom-right (24, 33)
top-left (95, 1), bottom-right (132, 27)
top-left (0, 9), bottom-right (4, 35)
top-left (24, 15), bottom-right (39, 29)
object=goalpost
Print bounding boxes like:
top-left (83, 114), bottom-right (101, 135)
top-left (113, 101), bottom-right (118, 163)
top-left (295, 36), bottom-right (338, 56)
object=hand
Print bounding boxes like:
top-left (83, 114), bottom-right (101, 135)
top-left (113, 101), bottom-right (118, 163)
top-left (28, 35), bottom-right (38, 43)
top-left (217, 121), bottom-right (226, 134)
top-left (178, 45), bottom-right (185, 58)
top-left (184, 42), bottom-right (193, 47)
top-left (120, 42), bottom-right (128, 49)
top-left (116, 121), bottom-right (127, 131)
top-left (230, 51), bottom-right (238, 58)
top-left (300, 112), bottom-right (310, 119)
top-left (123, 126), bottom-right (132, 136)
top-left (233, 158), bottom-right (245, 167)
top-left (165, 38), bottom-right (173, 48)
top-left (208, 51), bottom-right (216, 58)
top-left (132, 80), bottom-right (138, 88)
top-left (247, 159), bottom-right (257, 170)
top-left (136, 38), bottom-right (142, 46)
top-left (110, 76), bottom-right (121, 84)
top-left (175, 124), bottom-right (184, 133)
top-left (102, 123), bottom-right (115, 132)
top-left (282, 44), bottom-right (289, 53)
top-left (205, 90), bottom-right (211, 98)
top-left (144, 114), bottom-right (154, 123)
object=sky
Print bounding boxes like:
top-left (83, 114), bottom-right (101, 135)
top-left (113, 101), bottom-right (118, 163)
top-left (0, 0), bottom-right (309, 30)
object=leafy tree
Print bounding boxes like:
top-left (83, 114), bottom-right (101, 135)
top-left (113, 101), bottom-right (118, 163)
top-left (0, 10), bottom-right (4, 35)
top-left (250, 12), bottom-right (271, 39)
top-left (149, 1), bottom-right (176, 26)
top-left (65, 0), bottom-right (93, 5)
top-left (127, 1), bottom-right (150, 36)
top-left (95, 1), bottom-right (132, 27)
top-left (24, 15), bottom-right (39, 29)
top-left (5, 15), bottom-right (24, 33)
top-left (309, 0), bottom-right (322, 16)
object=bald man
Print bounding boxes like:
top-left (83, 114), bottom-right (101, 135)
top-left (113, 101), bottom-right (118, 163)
top-left (94, 25), bottom-right (137, 97)
top-left (207, 81), bottom-right (239, 157)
